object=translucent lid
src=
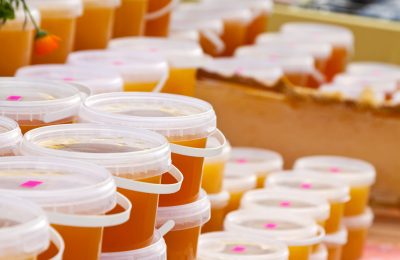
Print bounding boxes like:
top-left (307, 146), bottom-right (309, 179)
top-left (108, 37), bottom-right (205, 68)
top-left (265, 171), bottom-right (350, 203)
top-left (205, 137), bottom-right (231, 164)
top-left (0, 7), bottom-right (40, 30)
top-left (294, 156), bottom-right (376, 187)
top-left (343, 208), bottom-right (374, 229)
top-left (202, 0), bottom-right (273, 13)
top-left (68, 50), bottom-right (168, 83)
top-left (223, 171), bottom-right (257, 193)
top-left (0, 78), bottom-right (83, 123)
top-left (323, 226), bottom-right (348, 246)
top-left (241, 190), bottom-right (330, 222)
top-left (171, 12), bottom-right (224, 35)
top-left (0, 156), bottom-right (116, 214)
top-left (226, 147), bottom-right (283, 176)
top-left (347, 62), bottom-right (400, 76)
top-left (170, 30), bottom-right (199, 42)
top-left (333, 74), bottom-right (398, 89)
top-left (198, 231), bottom-right (289, 260)
top-left (0, 195), bottom-right (49, 259)
top-left (0, 116), bottom-right (22, 150)
top-left (20, 124), bottom-right (171, 178)
top-left (83, 0), bottom-right (121, 8)
top-left (16, 65), bottom-right (124, 95)
top-left (157, 191), bottom-right (211, 231)
top-left (310, 244), bottom-right (328, 260)
top-left (79, 92), bottom-right (217, 142)
top-left (318, 83), bottom-right (388, 104)
top-left (209, 191), bottom-right (230, 209)
top-left (28, 0), bottom-right (83, 17)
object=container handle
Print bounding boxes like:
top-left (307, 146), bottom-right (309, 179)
top-left (170, 129), bottom-right (226, 158)
top-left (113, 165), bottom-right (183, 194)
top-left (46, 192), bottom-right (132, 228)
top-left (49, 227), bottom-right (65, 260)
top-left (201, 29), bottom-right (225, 55)
top-left (145, 0), bottom-right (179, 20)
top-left (152, 67), bottom-right (170, 93)
top-left (158, 220), bottom-right (175, 237)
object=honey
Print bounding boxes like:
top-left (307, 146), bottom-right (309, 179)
top-left (113, 0), bottom-right (148, 37)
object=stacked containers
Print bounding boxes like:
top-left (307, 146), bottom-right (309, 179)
top-left (323, 227), bottom-right (348, 260)
top-left (311, 245), bottom-right (328, 260)
top-left (113, 0), bottom-right (148, 37)
top-left (202, 191), bottom-right (230, 233)
top-left (0, 116), bottom-right (22, 156)
top-left (145, 0), bottom-right (178, 37)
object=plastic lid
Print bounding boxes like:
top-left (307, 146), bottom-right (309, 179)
top-left (68, 50), bottom-right (168, 83)
top-left (0, 116), bottom-right (22, 152)
top-left (343, 208), bottom-right (374, 229)
top-left (209, 191), bottom-right (230, 209)
top-left (170, 30), bottom-right (200, 42)
top-left (29, 0), bottom-right (83, 17)
top-left (20, 123), bottom-right (171, 179)
top-left (202, 0), bottom-right (273, 13)
top-left (323, 226), bottom-right (348, 246)
top-left (1, 7), bottom-right (40, 30)
top-left (318, 83), bottom-right (387, 104)
top-left (224, 210), bottom-right (323, 246)
top-left (294, 156), bottom-right (376, 187)
top-left (0, 78), bottom-right (83, 123)
top-left (205, 137), bottom-right (231, 164)
top-left (223, 171), bottom-right (257, 193)
top-left (101, 230), bottom-right (166, 260)
top-left (83, 0), bottom-right (121, 8)
top-left (265, 171), bottom-right (350, 203)
top-left (171, 13), bottom-right (224, 35)
top-left (226, 147), bottom-right (283, 177)
top-left (334, 74), bottom-right (398, 90)
top-left (16, 65), bottom-right (124, 95)
top-left (157, 191), bottom-right (211, 231)
top-left (310, 244), bottom-right (328, 260)
top-left (108, 37), bottom-right (205, 68)
top-left (241, 189), bottom-right (330, 222)
top-left (0, 156), bottom-right (116, 214)
top-left (198, 231), bottom-right (289, 260)
top-left (347, 62), bottom-right (400, 77)
top-left (79, 92), bottom-right (217, 142)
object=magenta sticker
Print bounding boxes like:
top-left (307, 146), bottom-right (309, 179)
top-left (280, 201), bottom-right (291, 207)
top-left (20, 180), bottom-right (43, 188)
top-left (62, 77), bottom-right (75, 81)
top-left (329, 167), bottom-right (341, 173)
top-left (301, 182), bottom-right (312, 189)
top-left (149, 47), bottom-right (159, 52)
top-left (112, 61), bottom-right (124, 66)
top-left (234, 67), bottom-right (245, 75)
top-left (232, 245), bottom-right (246, 253)
top-left (7, 96), bottom-right (22, 101)
top-left (264, 222), bottom-right (277, 229)
top-left (236, 158), bottom-right (248, 164)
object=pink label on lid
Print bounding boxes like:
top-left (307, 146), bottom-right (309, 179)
top-left (264, 222), bottom-right (277, 229)
top-left (20, 180), bottom-right (43, 188)
top-left (301, 183), bottom-right (312, 189)
top-left (112, 61), bottom-right (124, 66)
top-left (280, 201), bottom-right (291, 207)
top-left (63, 77), bottom-right (75, 81)
top-left (7, 96), bottom-right (22, 101)
top-left (234, 67), bottom-right (245, 75)
top-left (149, 47), bottom-right (158, 52)
top-left (329, 167), bottom-right (341, 173)
top-left (232, 245), bottom-right (246, 253)
top-left (236, 158), bottom-right (248, 164)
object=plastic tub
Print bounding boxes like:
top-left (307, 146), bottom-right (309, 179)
top-left (156, 191), bottom-right (211, 259)
top-left (198, 231), bottom-right (289, 260)
top-left (79, 92), bottom-right (225, 206)
top-left (112, 0), bottom-right (147, 37)
top-left (265, 171), bottom-right (350, 234)
top-left (224, 210), bottom-right (325, 260)
top-left (310, 244), bottom-right (328, 260)
top-left (294, 156), bottom-right (376, 217)
top-left (0, 156), bottom-right (130, 260)
top-left (75, 0), bottom-right (121, 50)
top-left (323, 227), bottom-right (347, 260)
top-left (0, 116), bottom-right (22, 156)
top-left (16, 64), bottom-right (124, 94)
top-left (202, 191), bottom-right (230, 233)
top-left (109, 37), bottom-right (204, 96)
top-left (145, 0), bottom-right (179, 37)
top-left (0, 78), bottom-right (84, 134)
top-left (30, 0), bottom-right (83, 64)
top-left (20, 124), bottom-right (182, 252)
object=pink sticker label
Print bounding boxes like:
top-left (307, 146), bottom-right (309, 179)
top-left (63, 77), bottom-right (75, 81)
top-left (280, 201), bottom-right (291, 207)
top-left (112, 61), bottom-right (124, 66)
top-left (301, 182), bottom-right (312, 189)
top-left (232, 245), bottom-right (246, 253)
top-left (329, 167), bottom-right (341, 173)
top-left (236, 158), bottom-right (248, 164)
top-left (149, 47), bottom-right (158, 52)
top-left (234, 67), bottom-right (245, 75)
top-left (20, 180), bottom-right (43, 188)
top-left (7, 96), bottom-right (22, 101)
top-left (264, 222), bottom-right (277, 229)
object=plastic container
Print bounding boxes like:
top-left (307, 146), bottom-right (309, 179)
top-left (323, 227), bottom-right (347, 260)
top-left (265, 171), bottom-right (350, 234)
top-left (0, 156), bottom-right (130, 260)
top-left (78, 92), bottom-right (225, 207)
top-left (342, 208), bottom-right (374, 260)
top-left (346, 62), bottom-right (400, 77)
top-left (20, 124), bottom-right (183, 252)
top-left (294, 156), bottom-right (376, 217)
top-left (0, 116), bottom-right (22, 156)
top-left (0, 7), bottom-right (39, 76)
top-left (241, 190), bottom-right (330, 227)
top-left (112, 0), bottom-right (147, 38)
top-left (75, 0), bottom-right (121, 50)
top-left (226, 147), bottom-right (284, 188)
top-left (224, 210), bottom-right (325, 260)
top-left (109, 37), bottom-right (204, 96)
top-left (333, 73), bottom-right (398, 90)
top-left (202, 191), bottom-right (230, 233)
top-left (68, 50), bottom-right (169, 92)
top-left (198, 231), bottom-right (289, 260)
top-left (156, 191), bottom-right (211, 259)
top-left (145, 0), bottom-right (179, 37)
top-left (310, 245), bottom-right (328, 260)
top-left (16, 64), bottom-right (124, 94)
top-left (30, 0), bottom-right (83, 64)
top-left (0, 78), bottom-right (84, 134)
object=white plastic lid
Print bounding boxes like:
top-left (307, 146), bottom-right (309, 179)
top-left (68, 50), bottom-right (168, 83)
top-left (20, 123), bottom-right (171, 179)
top-left (170, 30), bottom-right (199, 42)
top-left (323, 226), bottom-right (348, 246)
top-left (16, 65), bottom-right (124, 95)
top-left (343, 208), bottom-right (374, 229)
top-left (203, 0), bottom-right (273, 13)
top-left (0, 116), bottom-right (22, 152)
top-left (0, 78), bottom-right (83, 123)
top-left (223, 171), bottom-right (257, 193)
top-left (0, 156), bottom-right (116, 214)
top-left (157, 191), bottom-right (211, 231)
top-left (198, 231), bottom-right (289, 260)
top-left (0, 195), bottom-right (50, 259)
top-left (224, 210), bottom-right (323, 246)
top-left (1, 7), bottom-right (40, 30)
top-left (333, 74), bottom-right (398, 90)
top-left (318, 83), bottom-right (387, 104)
top-left (241, 189), bottom-right (330, 222)
top-left (209, 191), bottom-right (230, 209)
top-left (79, 92), bottom-right (217, 142)
top-left (294, 156), bottom-right (376, 187)
top-left (226, 147), bottom-right (284, 177)
top-left (265, 171), bottom-right (350, 203)
top-left (29, 0), bottom-right (83, 18)
top-left (83, 0), bottom-right (121, 8)
top-left (205, 137), bottom-right (231, 164)
top-left (347, 62), bottom-right (400, 77)
top-left (108, 37), bottom-right (205, 68)
top-left (171, 12), bottom-right (224, 36)
top-left (310, 244), bottom-right (328, 260)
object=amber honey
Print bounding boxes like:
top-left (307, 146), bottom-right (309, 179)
top-left (345, 186), bottom-right (370, 217)
top-left (123, 81), bottom-right (158, 92)
top-left (288, 245), bottom-right (311, 260)
top-left (18, 117), bottom-right (75, 134)
top-left (341, 228), bottom-right (367, 260)
top-left (113, 0), bottom-right (148, 37)
top-left (201, 161), bottom-right (225, 194)
top-left (202, 205), bottom-right (224, 233)
top-left (145, 0), bottom-right (172, 37)
top-left (246, 11), bottom-right (268, 45)
top-left (162, 68), bottom-right (197, 96)
top-left (164, 226), bottom-right (201, 260)
top-left (221, 19), bottom-right (247, 56)
top-left (325, 47), bottom-right (348, 82)
top-left (326, 202), bottom-right (345, 234)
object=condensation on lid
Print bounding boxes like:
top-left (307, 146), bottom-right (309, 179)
top-left (343, 208), bottom-right (374, 229)
top-left (79, 92), bottom-right (217, 142)
top-left (0, 116), bottom-right (22, 150)
top-left (223, 171), bottom-right (257, 193)
top-left (323, 226), bottom-right (348, 246)
top-left (208, 191), bottom-right (230, 209)
top-left (310, 244), bottom-right (328, 260)
top-left (29, 0), bottom-right (83, 17)
top-left (0, 7), bottom-right (40, 30)
top-left (347, 62), bottom-right (400, 76)
top-left (83, 0), bottom-right (121, 8)
top-left (0, 156), bottom-right (116, 215)
top-left (198, 231), bottom-right (289, 260)
top-left (205, 138), bottom-right (231, 163)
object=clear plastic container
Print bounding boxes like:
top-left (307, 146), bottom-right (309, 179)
top-left (156, 191), bottom-right (211, 260)
top-left (20, 123), bottom-right (182, 252)
top-left (0, 156), bottom-right (129, 260)
top-left (16, 64), bottom-right (124, 94)
top-left (0, 116), bottom-right (22, 156)
top-left (0, 78), bottom-right (84, 134)
top-left (333, 73), bottom-right (398, 90)
top-left (202, 191), bottom-right (230, 233)
top-left (224, 210), bottom-right (325, 260)
top-left (113, 0), bottom-right (148, 38)
top-left (310, 244), bottom-right (328, 260)
top-left (226, 147), bottom-right (284, 188)
top-left (294, 156), bottom-right (376, 217)
top-left (30, 0), bottom-right (83, 64)
top-left (265, 171), bottom-right (350, 234)
top-left (347, 62), bottom-right (400, 76)
top-left (323, 227), bottom-right (347, 260)
top-left (145, 0), bottom-right (179, 37)
top-left (198, 231), bottom-right (289, 260)
top-left (109, 37), bottom-right (204, 96)
top-left (75, 0), bottom-right (121, 50)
